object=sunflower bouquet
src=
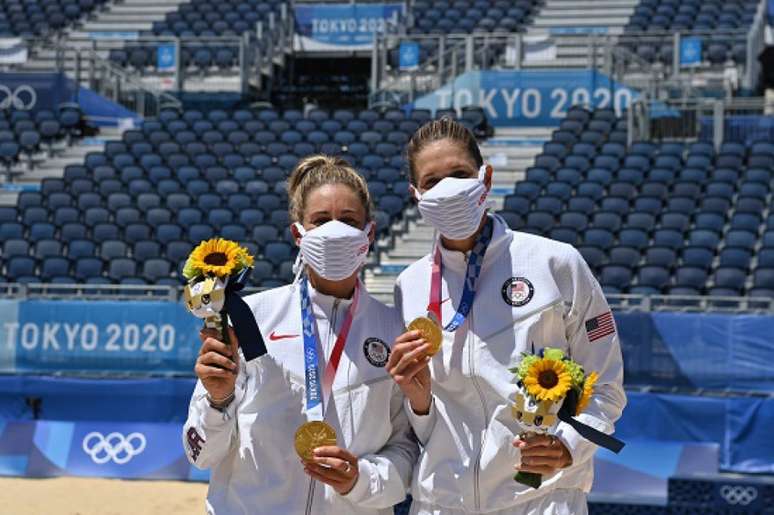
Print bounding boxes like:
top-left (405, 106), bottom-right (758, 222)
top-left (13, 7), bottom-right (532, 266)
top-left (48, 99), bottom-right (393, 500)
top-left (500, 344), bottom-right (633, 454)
top-left (510, 347), bottom-right (599, 489)
top-left (182, 238), bottom-right (254, 345)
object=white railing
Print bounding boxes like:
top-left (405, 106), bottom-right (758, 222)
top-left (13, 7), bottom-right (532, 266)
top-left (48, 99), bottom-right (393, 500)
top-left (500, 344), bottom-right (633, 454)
top-left (1, 283), bottom-right (772, 313)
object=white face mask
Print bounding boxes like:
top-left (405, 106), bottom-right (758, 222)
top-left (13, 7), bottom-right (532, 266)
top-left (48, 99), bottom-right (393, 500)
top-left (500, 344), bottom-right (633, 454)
top-left (415, 165), bottom-right (490, 240)
top-left (295, 220), bottom-right (372, 281)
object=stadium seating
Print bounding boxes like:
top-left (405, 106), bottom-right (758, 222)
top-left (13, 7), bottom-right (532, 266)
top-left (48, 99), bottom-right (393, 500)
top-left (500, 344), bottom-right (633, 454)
top-left (0, 0), bottom-right (108, 36)
top-left (0, 104), bottom-right (85, 175)
top-left (110, 0), bottom-right (285, 71)
top-left (497, 105), bottom-right (774, 298)
top-left (623, 0), bottom-right (759, 65)
top-left (0, 106), bottom-right (429, 288)
top-left (387, 0), bottom-right (541, 70)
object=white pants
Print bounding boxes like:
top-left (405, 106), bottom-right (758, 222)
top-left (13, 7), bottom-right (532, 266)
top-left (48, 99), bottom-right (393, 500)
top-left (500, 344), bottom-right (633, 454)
top-left (408, 489), bottom-right (588, 515)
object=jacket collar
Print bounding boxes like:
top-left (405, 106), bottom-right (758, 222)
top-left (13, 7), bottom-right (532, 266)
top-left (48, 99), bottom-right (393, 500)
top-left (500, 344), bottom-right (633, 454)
top-left (433, 213), bottom-right (513, 273)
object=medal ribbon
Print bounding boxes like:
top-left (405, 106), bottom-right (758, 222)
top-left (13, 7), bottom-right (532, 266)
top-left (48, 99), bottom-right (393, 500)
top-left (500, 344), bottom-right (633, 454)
top-left (427, 216), bottom-right (494, 331)
top-left (300, 274), bottom-right (360, 421)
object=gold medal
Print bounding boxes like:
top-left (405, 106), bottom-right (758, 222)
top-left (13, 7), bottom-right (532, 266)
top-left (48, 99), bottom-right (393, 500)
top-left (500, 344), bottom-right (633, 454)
top-left (408, 316), bottom-right (443, 356)
top-left (294, 421), bottom-right (337, 461)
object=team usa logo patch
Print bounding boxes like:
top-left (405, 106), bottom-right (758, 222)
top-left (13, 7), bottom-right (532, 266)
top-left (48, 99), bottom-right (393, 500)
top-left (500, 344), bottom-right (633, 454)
top-left (363, 337), bottom-right (391, 367)
top-left (585, 311), bottom-right (616, 342)
top-left (501, 277), bottom-right (534, 307)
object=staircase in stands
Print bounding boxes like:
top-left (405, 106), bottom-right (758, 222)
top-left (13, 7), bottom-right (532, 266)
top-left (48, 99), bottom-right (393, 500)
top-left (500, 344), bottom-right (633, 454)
top-left (20, 0), bottom-right (190, 76)
top-left (365, 127), bottom-right (554, 304)
top-left (523, 0), bottom-right (639, 69)
top-left (0, 129), bottom-right (120, 208)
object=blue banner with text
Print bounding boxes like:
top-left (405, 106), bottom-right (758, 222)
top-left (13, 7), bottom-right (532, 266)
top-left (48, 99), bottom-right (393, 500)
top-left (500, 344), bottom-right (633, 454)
top-left (0, 300), bottom-right (200, 376)
top-left (413, 69), bottom-right (639, 127)
top-left (293, 3), bottom-right (404, 51)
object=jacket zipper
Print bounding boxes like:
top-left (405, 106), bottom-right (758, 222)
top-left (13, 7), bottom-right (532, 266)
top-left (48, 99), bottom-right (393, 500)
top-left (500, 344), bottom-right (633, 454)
top-left (304, 477), bottom-right (315, 515)
top-left (304, 299), bottom-right (340, 515)
top-left (468, 309), bottom-right (488, 511)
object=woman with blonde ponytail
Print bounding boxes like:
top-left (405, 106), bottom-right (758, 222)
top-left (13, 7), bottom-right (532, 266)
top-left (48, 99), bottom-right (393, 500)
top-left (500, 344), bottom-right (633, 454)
top-left (182, 154), bottom-right (418, 515)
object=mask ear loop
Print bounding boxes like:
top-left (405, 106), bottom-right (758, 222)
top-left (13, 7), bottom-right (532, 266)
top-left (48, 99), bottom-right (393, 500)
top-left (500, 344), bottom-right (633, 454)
top-left (291, 223), bottom-right (306, 286)
top-left (478, 163), bottom-right (489, 181)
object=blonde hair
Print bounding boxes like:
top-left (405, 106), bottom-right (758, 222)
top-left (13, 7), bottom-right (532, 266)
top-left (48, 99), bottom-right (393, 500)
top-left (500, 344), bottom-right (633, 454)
top-left (287, 154), bottom-right (373, 223)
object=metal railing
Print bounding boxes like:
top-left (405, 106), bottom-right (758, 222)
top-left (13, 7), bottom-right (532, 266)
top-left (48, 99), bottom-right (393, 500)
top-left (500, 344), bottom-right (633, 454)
top-left (629, 96), bottom-right (774, 147)
top-left (2, 283), bottom-right (772, 313)
top-left (15, 3), bottom-right (294, 103)
top-left (371, 0), bottom-right (768, 108)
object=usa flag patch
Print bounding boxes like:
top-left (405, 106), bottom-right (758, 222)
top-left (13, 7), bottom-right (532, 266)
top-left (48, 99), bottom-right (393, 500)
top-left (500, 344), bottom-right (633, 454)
top-left (585, 311), bottom-right (616, 342)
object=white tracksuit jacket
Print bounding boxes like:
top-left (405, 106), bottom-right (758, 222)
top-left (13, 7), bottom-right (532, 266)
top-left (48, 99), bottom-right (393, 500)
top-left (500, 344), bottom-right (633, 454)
top-left (182, 282), bottom-right (420, 515)
top-left (394, 215), bottom-right (626, 514)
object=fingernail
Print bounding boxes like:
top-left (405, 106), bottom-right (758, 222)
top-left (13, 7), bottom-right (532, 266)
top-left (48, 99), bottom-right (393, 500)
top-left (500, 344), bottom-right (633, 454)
top-left (313, 449), bottom-right (320, 456)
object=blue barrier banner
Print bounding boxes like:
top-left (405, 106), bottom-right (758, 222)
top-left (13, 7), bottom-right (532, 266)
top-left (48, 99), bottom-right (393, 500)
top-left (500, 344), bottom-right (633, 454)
top-left (617, 392), bottom-right (774, 474)
top-left (616, 312), bottom-right (774, 392)
top-left (1, 300), bottom-right (772, 392)
top-left (0, 72), bottom-right (76, 113)
top-left (0, 300), bottom-right (200, 375)
top-left (399, 41), bottom-right (420, 70)
top-left (0, 419), bottom-right (207, 481)
top-left (293, 3), bottom-right (404, 52)
top-left (700, 115), bottom-right (774, 145)
top-left (413, 70), bottom-right (638, 127)
top-left (680, 37), bottom-right (702, 67)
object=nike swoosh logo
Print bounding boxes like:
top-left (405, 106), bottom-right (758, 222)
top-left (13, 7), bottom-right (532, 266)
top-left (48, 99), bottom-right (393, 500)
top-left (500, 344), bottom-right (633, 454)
top-left (269, 331), bottom-right (299, 341)
top-left (441, 298), bottom-right (451, 304)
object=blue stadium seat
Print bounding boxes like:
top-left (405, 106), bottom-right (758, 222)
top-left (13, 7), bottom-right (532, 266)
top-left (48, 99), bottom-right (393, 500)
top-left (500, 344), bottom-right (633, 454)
top-left (689, 229), bottom-right (721, 249)
top-left (496, 211), bottom-right (524, 230)
top-left (548, 227), bottom-right (578, 245)
top-left (592, 212), bottom-right (621, 232)
top-left (583, 228), bottom-right (615, 250)
top-left (652, 229), bottom-right (684, 250)
top-left (674, 266), bottom-right (708, 290)
top-left (718, 247), bottom-right (752, 269)
top-left (578, 246), bottom-right (607, 270)
top-left (729, 213), bottom-right (761, 233)
top-left (525, 212), bottom-right (554, 233)
top-left (753, 269), bottom-right (774, 290)
top-left (566, 197), bottom-right (595, 215)
top-left (600, 265), bottom-right (632, 291)
top-left (74, 257), bottom-right (104, 281)
top-left (609, 246), bottom-right (640, 268)
top-left (637, 265), bottom-right (671, 291)
top-left (36, 239), bottom-right (63, 259)
top-left (40, 257), bottom-right (70, 281)
top-left (694, 213), bottom-right (725, 233)
top-left (264, 241), bottom-right (293, 266)
top-left (643, 245), bottom-right (678, 270)
top-left (712, 267), bottom-right (746, 293)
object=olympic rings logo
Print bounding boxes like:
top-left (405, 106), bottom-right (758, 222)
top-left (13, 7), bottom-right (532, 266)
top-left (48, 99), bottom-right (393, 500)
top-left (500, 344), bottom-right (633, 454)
top-left (718, 485), bottom-right (759, 506)
top-left (82, 432), bottom-right (147, 465)
top-left (0, 85), bottom-right (37, 110)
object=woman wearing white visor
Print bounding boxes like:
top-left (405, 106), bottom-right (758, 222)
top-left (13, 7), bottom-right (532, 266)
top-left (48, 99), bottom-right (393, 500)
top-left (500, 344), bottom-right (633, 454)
top-left (387, 118), bottom-right (626, 514)
top-left (183, 155), bottom-right (419, 514)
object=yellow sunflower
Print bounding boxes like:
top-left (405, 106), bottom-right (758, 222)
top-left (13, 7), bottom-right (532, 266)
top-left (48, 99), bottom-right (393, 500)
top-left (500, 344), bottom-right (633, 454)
top-left (576, 371), bottom-right (599, 415)
top-left (523, 358), bottom-right (572, 403)
top-left (184, 238), bottom-right (245, 279)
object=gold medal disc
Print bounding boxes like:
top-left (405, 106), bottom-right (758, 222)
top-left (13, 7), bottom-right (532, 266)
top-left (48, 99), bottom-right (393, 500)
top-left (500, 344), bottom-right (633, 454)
top-left (294, 421), bottom-right (337, 461)
top-left (408, 316), bottom-right (443, 356)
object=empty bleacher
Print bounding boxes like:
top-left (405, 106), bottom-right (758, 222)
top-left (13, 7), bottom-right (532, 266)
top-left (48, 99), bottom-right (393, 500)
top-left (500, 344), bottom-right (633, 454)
top-left (0, 106), bottom-right (471, 290)
top-left (0, 104), bottom-right (85, 177)
top-left (497, 105), bottom-right (774, 300)
top-left (0, 0), bottom-right (108, 37)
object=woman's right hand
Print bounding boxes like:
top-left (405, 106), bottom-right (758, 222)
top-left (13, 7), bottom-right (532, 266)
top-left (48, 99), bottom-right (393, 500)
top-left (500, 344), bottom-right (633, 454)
top-left (387, 330), bottom-right (432, 415)
top-left (195, 327), bottom-right (239, 401)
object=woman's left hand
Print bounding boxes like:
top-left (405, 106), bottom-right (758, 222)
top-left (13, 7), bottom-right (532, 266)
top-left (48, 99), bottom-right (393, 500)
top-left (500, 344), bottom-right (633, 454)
top-left (302, 446), bottom-right (360, 495)
top-left (513, 434), bottom-right (573, 475)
